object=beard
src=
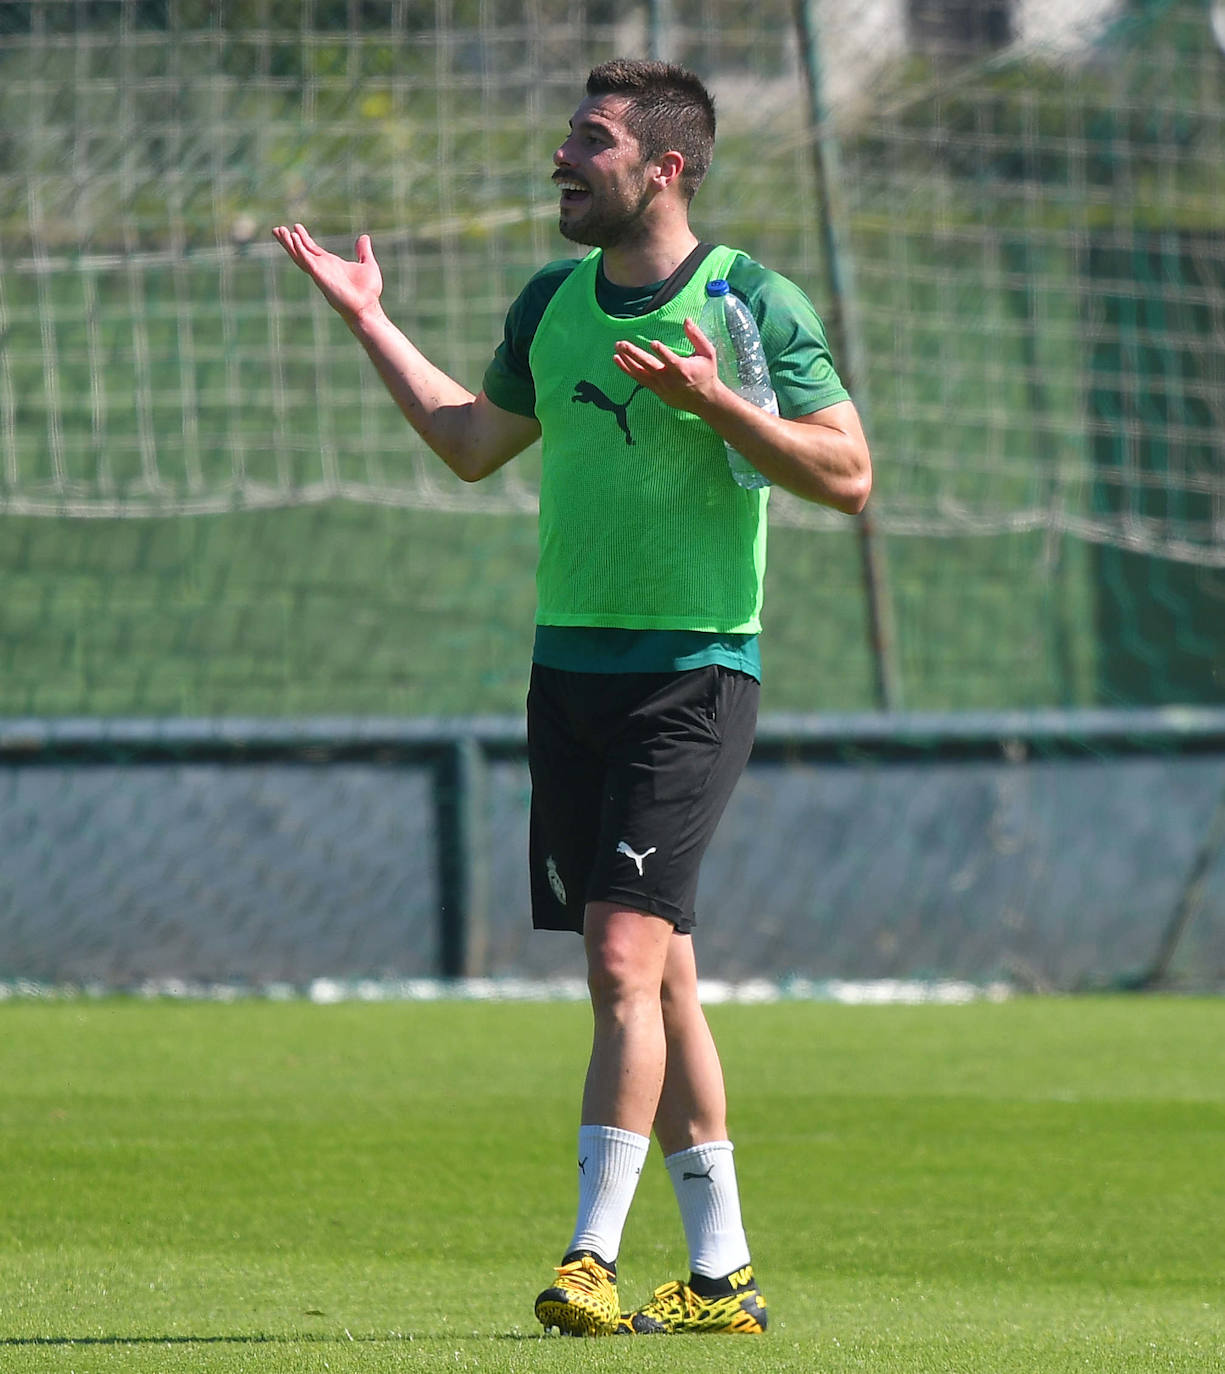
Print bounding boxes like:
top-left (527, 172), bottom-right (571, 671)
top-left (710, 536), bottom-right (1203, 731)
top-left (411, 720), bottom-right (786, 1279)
top-left (558, 182), bottom-right (654, 250)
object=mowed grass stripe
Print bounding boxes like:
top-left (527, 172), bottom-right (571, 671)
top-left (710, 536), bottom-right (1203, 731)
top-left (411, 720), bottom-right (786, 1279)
top-left (1, 997), bottom-right (1222, 1372)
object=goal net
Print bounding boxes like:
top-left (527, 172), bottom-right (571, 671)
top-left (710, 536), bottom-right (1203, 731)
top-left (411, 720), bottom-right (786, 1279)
top-left (0, 0), bottom-right (1221, 713)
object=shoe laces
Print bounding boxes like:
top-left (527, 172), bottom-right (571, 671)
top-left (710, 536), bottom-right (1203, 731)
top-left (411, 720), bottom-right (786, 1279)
top-left (641, 1279), bottom-right (695, 1318)
top-left (554, 1256), bottom-right (614, 1297)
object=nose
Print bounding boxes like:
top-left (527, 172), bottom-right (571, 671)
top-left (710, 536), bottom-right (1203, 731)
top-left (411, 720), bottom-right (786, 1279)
top-left (554, 133), bottom-right (575, 168)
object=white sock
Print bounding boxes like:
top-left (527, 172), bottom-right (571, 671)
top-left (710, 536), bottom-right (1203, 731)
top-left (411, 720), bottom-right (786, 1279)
top-left (665, 1140), bottom-right (752, 1280)
top-left (566, 1124), bottom-right (651, 1266)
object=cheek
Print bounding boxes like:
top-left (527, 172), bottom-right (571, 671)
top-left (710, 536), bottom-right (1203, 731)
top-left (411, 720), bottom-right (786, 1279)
top-left (611, 168), bottom-right (650, 202)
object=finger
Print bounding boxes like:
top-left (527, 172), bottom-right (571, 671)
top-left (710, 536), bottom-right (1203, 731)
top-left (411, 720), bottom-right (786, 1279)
top-left (355, 233), bottom-right (373, 263)
top-left (272, 226), bottom-right (308, 269)
top-left (293, 223), bottom-right (324, 255)
top-left (614, 339), bottom-right (658, 367)
top-left (613, 354), bottom-right (656, 383)
top-left (649, 340), bottom-right (685, 365)
top-left (614, 356), bottom-right (665, 384)
top-left (683, 317), bottom-right (715, 357)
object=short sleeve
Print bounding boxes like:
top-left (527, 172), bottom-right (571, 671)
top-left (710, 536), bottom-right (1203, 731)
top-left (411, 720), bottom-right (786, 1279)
top-left (481, 259), bottom-right (581, 418)
top-left (724, 258), bottom-right (851, 420)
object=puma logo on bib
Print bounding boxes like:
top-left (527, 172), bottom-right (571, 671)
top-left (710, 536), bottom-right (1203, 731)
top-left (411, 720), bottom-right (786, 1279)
top-left (571, 379), bottom-right (645, 446)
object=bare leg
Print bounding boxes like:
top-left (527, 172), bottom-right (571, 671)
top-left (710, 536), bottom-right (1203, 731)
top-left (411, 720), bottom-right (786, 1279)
top-left (581, 900), bottom-right (675, 1135)
top-left (653, 931), bottom-right (728, 1154)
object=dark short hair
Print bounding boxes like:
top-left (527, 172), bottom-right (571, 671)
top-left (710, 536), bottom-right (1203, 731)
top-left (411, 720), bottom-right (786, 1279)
top-left (585, 58), bottom-right (716, 200)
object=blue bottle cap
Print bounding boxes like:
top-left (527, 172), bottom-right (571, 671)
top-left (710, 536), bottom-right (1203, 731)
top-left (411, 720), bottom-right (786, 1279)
top-left (705, 279), bottom-right (730, 296)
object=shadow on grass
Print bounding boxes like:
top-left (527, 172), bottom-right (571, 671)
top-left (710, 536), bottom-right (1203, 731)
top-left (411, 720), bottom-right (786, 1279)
top-left (0, 1331), bottom-right (552, 1346)
top-left (1, 1337), bottom-right (289, 1347)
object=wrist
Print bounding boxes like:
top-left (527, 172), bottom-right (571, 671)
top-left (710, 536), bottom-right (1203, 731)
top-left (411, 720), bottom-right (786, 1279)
top-left (346, 300), bottom-right (389, 336)
top-left (692, 377), bottom-right (747, 427)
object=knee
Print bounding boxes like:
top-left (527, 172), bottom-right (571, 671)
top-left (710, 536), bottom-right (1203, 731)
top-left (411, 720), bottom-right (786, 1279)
top-left (584, 906), bottom-right (670, 1012)
top-left (586, 939), bottom-right (655, 1011)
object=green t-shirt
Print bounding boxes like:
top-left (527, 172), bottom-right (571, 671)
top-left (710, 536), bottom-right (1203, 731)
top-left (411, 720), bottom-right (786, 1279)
top-left (484, 252), bottom-right (849, 680)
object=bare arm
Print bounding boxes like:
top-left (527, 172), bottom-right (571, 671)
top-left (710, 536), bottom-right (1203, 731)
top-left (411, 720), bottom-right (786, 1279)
top-left (612, 318), bottom-right (871, 513)
top-left (273, 224), bottom-right (540, 482)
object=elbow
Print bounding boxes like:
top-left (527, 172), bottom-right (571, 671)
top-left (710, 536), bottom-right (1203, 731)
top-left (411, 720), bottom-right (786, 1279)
top-left (792, 416), bottom-right (872, 513)
top-left (839, 470), bottom-right (872, 515)
top-left (790, 465), bottom-right (871, 514)
top-left (824, 455), bottom-right (872, 515)
top-left (827, 416), bottom-right (872, 514)
top-left (441, 446), bottom-right (498, 483)
top-left (842, 442), bottom-right (873, 513)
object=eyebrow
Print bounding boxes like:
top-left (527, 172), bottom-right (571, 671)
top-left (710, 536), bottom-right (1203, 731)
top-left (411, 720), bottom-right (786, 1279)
top-left (569, 115), bottom-right (616, 138)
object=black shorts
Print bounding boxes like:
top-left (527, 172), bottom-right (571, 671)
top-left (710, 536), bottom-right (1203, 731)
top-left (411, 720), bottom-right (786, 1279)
top-left (526, 662), bottom-right (759, 935)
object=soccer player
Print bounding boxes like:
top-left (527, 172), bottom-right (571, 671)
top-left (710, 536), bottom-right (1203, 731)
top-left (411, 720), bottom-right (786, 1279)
top-left (274, 58), bottom-right (870, 1336)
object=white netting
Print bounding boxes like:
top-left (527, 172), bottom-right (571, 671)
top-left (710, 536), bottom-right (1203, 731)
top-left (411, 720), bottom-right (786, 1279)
top-left (1, 0), bottom-right (1223, 565)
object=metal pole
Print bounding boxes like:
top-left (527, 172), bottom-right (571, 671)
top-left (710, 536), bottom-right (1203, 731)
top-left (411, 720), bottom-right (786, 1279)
top-left (647, 0), bottom-right (671, 60)
top-left (1136, 776), bottom-right (1225, 990)
top-left (792, 0), bottom-right (902, 712)
top-left (435, 735), bottom-right (488, 978)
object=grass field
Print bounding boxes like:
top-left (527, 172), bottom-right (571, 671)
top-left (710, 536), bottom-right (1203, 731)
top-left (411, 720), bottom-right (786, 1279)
top-left (1, 996), bottom-right (1222, 1372)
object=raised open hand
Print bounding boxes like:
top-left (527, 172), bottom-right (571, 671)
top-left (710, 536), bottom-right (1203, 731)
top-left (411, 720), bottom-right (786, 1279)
top-left (272, 223), bottom-right (383, 323)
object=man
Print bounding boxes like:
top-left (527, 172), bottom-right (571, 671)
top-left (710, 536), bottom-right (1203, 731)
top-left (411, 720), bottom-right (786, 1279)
top-left (274, 58), bottom-right (870, 1337)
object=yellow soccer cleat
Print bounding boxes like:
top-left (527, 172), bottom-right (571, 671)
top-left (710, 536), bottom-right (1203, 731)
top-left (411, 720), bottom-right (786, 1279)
top-left (534, 1253), bottom-right (620, 1337)
top-left (616, 1266), bottom-right (767, 1335)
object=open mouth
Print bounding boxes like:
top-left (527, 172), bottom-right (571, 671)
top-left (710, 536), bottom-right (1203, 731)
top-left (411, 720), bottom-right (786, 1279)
top-left (554, 178), bottom-right (591, 210)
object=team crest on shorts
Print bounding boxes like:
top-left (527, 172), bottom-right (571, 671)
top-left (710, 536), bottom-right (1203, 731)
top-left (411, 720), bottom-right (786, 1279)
top-left (546, 855), bottom-right (567, 906)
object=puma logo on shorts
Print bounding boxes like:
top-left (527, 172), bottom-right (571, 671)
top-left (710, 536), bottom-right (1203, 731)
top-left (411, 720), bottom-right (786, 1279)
top-left (616, 841), bottom-right (658, 877)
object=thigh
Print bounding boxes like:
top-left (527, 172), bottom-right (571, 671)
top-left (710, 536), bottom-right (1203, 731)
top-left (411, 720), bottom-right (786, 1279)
top-left (588, 665), bottom-right (759, 934)
top-left (526, 664), bottom-right (605, 933)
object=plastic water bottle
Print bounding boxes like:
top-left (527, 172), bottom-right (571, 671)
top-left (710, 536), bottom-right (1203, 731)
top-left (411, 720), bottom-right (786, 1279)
top-left (698, 279), bottom-right (777, 489)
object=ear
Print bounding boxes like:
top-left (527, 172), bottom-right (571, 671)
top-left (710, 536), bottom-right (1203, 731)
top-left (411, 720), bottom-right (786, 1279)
top-left (650, 150), bottom-right (686, 192)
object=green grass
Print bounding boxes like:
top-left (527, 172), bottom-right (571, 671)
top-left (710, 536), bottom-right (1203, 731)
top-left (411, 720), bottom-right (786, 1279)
top-left (1, 996), bottom-right (1222, 1371)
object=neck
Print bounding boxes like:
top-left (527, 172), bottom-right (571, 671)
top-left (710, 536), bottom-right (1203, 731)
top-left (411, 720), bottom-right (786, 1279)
top-left (598, 224), bottom-right (700, 288)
